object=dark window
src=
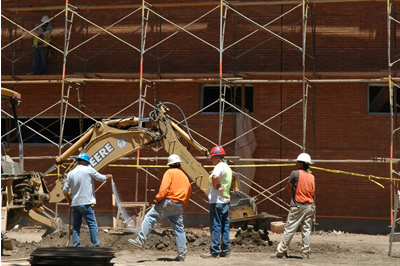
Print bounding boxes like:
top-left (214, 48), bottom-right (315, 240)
top-left (368, 84), bottom-right (400, 113)
top-left (200, 84), bottom-right (253, 113)
top-left (1, 118), bottom-right (97, 144)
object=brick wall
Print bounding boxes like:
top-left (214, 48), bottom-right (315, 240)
top-left (2, 1), bottom-right (399, 230)
top-left (5, 80), bottom-right (397, 222)
top-left (1, 1), bottom-right (394, 75)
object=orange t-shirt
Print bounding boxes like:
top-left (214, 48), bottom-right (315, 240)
top-left (156, 168), bottom-right (192, 210)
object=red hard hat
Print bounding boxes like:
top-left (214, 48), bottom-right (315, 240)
top-left (210, 146), bottom-right (226, 157)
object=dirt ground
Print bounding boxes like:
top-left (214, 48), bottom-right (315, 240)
top-left (2, 225), bottom-right (400, 266)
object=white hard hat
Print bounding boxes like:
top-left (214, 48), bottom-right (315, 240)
top-left (296, 153), bottom-right (312, 164)
top-left (167, 154), bottom-right (181, 165)
top-left (41, 15), bottom-right (49, 23)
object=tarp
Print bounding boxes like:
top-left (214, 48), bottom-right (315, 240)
top-left (234, 111), bottom-right (257, 195)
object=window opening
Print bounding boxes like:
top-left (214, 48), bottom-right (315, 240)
top-left (200, 84), bottom-right (254, 113)
top-left (368, 84), bottom-right (399, 113)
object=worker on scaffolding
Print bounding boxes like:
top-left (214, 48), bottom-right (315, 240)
top-left (29, 15), bottom-right (53, 75)
top-left (272, 152), bottom-right (316, 259)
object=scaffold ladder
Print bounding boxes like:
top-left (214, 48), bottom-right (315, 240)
top-left (389, 191), bottom-right (400, 256)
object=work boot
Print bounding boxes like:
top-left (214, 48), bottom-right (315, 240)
top-left (220, 252), bottom-right (230, 258)
top-left (270, 251), bottom-right (287, 258)
top-left (174, 256), bottom-right (185, 262)
top-left (201, 253), bottom-right (219, 259)
top-left (128, 238), bottom-right (143, 248)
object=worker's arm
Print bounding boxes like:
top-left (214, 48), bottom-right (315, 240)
top-left (43, 26), bottom-right (52, 36)
top-left (63, 192), bottom-right (71, 206)
top-left (34, 24), bottom-right (42, 34)
top-left (156, 170), bottom-right (172, 202)
top-left (211, 175), bottom-right (221, 190)
top-left (41, 24), bottom-right (53, 36)
top-left (89, 168), bottom-right (109, 182)
top-left (62, 175), bottom-right (71, 205)
top-left (211, 164), bottom-right (225, 190)
top-left (183, 183), bottom-right (192, 210)
top-left (287, 171), bottom-right (297, 192)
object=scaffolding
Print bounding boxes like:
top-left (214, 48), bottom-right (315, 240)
top-left (388, 0), bottom-right (400, 240)
top-left (1, 0), bottom-right (400, 224)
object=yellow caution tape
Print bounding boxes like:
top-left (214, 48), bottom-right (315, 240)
top-left (106, 163), bottom-right (296, 168)
top-left (108, 164), bottom-right (169, 168)
top-left (44, 173), bottom-right (63, 177)
top-left (310, 166), bottom-right (397, 188)
top-left (228, 164), bottom-right (296, 168)
top-left (53, 162), bottom-right (393, 189)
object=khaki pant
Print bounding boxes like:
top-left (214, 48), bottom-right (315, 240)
top-left (276, 204), bottom-right (315, 256)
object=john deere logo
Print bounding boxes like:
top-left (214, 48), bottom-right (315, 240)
top-left (90, 142), bottom-right (114, 167)
top-left (117, 138), bottom-right (127, 149)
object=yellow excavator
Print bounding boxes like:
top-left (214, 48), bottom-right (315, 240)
top-left (51, 102), bottom-right (276, 229)
top-left (2, 90), bottom-right (275, 246)
top-left (1, 87), bottom-right (60, 253)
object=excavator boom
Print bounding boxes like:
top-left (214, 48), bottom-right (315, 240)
top-left (53, 104), bottom-right (211, 198)
top-left (53, 103), bottom-right (276, 228)
top-left (2, 97), bottom-right (276, 234)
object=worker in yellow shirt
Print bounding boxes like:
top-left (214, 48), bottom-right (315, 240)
top-left (29, 15), bottom-right (52, 75)
top-left (128, 154), bottom-right (192, 262)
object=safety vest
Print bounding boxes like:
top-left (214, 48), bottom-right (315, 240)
top-left (295, 170), bottom-right (315, 203)
top-left (208, 162), bottom-right (232, 199)
top-left (33, 26), bottom-right (51, 47)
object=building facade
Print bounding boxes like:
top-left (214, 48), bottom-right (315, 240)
top-left (2, 0), bottom-right (400, 234)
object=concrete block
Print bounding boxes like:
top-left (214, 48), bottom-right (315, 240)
top-left (271, 221), bottom-right (285, 234)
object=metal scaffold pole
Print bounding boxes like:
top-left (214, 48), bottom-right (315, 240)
top-left (139, 0), bottom-right (146, 122)
top-left (388, 1), bottom-right (400, 250)
top-left (302, 0), bottom-right (308, 151)
top-left (218, 1), bottom-right (227, 146)
top-left (59, 1), bottom-right (70, 157)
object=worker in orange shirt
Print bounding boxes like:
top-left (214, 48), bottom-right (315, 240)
top-left (272, 152), bottom-right (316, 259)
top-left (128, 154), bottom-right (191, 262)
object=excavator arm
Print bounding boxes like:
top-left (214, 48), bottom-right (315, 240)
top-left (2, 90), bottom-right (275, 247)
top-left (52, 102), bottom-right (276, 229)
top-left (51, 104), bottom-right (212, 201)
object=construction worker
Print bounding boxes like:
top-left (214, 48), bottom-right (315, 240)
top-left (128, 154), bottom-right (191, 262)
top-left (29, 15), bottom-right (53, 75)
top-left (272, 152), bottom-right (316, 259)
top-left (201, 146), bottom-right (232, 259)
top-left (62, 153), bottom-right (113, 247)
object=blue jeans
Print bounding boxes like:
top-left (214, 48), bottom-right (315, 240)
top-left (136, 199), bottom-right (187, 259)
top-left (72, 205), bottom-right (100, 247)
top-left (30, 46), bottom-right (49, 74)
top-left (209, 203), bottom-right (230, 255)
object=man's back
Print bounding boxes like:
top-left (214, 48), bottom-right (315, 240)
top-left (64, 164), bottom-right (106, 206)
top-left (156, 168), bottom-right (191, 209)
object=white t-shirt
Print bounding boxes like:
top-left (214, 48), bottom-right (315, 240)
top-left (62, 164), bottom-right (107, 206)
top-left (208, 162), bottom-right (230, 204)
